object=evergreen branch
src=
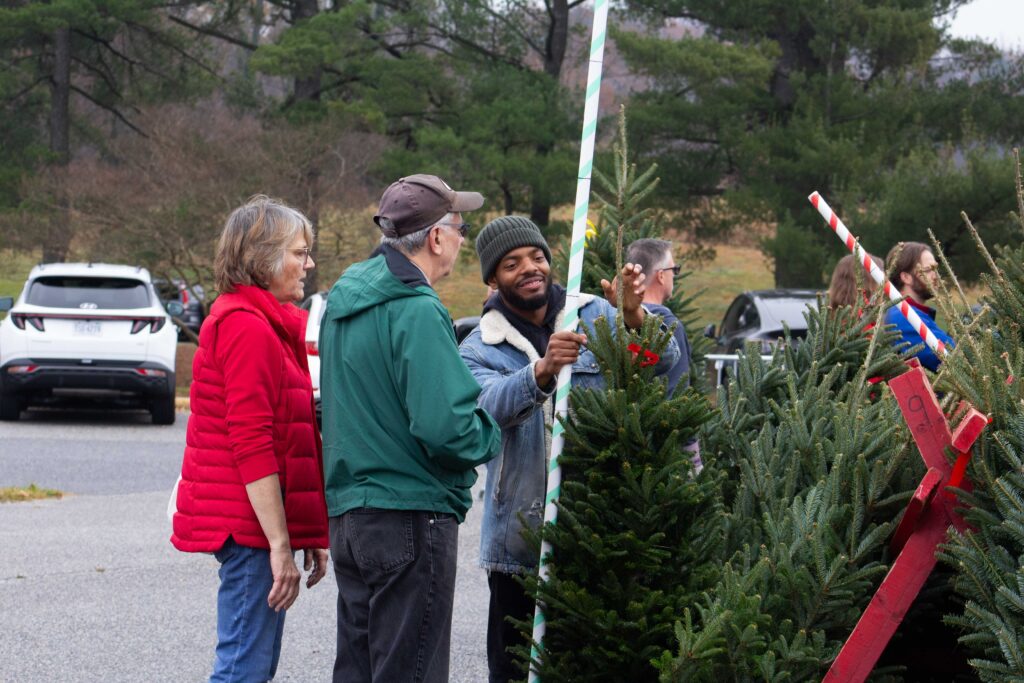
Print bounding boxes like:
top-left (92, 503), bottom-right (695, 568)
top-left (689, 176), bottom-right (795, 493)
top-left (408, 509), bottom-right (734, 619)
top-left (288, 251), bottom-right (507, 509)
top-left (123, 18), bottom-right (221, 77)
top-left (72, 28), bottom-right (175, 81)
top-left (165, 13), bottom-right (260, 51)
top-left (1014, 148), bottom-right (1024, 236)
top-left (70, 55), bottom-right (123, 101)
top-left (962, 211), bottom-right (1002, 280)
top-left (68, 84), bottom-right (148, 137)
top-left (1, 75), bottom-right (49, 105)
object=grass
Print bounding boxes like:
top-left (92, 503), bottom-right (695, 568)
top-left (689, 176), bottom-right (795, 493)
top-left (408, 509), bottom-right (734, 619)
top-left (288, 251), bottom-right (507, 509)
top-left (434, 241), bottom-right (775, 329)
top-left (0, 484), bottom-right (64, 503)
top-left (0, 249), bottom-right (37, 301)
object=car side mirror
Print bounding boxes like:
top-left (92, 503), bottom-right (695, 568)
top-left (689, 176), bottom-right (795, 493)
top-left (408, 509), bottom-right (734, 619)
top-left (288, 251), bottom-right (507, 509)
top-left (0, 296), bottom-right (12, 313)
top-left (166, 301), bottom-right (185, 318)
top-left (703, 323), bottom-right (716, 339)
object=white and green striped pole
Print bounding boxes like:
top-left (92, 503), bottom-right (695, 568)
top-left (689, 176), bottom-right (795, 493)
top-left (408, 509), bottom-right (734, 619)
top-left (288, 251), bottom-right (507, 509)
top-left (529, 0), bottom-right (609, 678)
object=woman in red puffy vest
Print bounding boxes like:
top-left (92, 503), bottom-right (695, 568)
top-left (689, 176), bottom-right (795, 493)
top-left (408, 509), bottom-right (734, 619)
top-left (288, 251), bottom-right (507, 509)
top-left (171, 195), bottom-right (329, 682)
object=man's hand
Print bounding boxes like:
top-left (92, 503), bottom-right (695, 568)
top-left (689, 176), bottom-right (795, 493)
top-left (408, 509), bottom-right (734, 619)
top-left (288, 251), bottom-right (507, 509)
top-left (599, 263), bottom-right (646, 329)
top-left (304, 548), bottom-right (329, 589)
top-left (535, 330), bottom-right (588, 389)
top-left (267, 545), bottom-right (301, 612)
top-left (600, 276), bottom-right (618, 307)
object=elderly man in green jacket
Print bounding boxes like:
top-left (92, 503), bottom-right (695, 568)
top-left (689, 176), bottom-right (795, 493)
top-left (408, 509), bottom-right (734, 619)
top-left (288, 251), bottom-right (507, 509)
top-left (319, 174), bottom-right (502, 683)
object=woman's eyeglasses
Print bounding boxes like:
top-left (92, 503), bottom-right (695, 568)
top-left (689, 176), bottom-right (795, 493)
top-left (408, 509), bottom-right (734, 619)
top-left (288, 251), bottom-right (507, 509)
top-left (291, 247), bottom-right (312, 264)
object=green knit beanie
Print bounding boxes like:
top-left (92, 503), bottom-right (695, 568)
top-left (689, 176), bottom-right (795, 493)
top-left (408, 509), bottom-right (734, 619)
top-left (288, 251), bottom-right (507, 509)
top-left (475, 215), bottom-right (552, 284)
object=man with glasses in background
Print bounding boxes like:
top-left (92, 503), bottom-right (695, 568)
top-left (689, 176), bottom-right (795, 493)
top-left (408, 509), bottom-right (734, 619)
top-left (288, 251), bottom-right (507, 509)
top-left (318, 174), bottom-right (502, 683)
top-left (612, 238), bottom-right (701, 472)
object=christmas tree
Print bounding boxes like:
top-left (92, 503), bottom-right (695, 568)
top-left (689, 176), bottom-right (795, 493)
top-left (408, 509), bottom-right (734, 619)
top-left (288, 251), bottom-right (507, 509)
top-left (552, 108), bottom-right (711, 391)
top-left (937, 151), bottom-right (1024, 681)
top-left (521, 112), bottom-right (719, 682)
top-left (525, 108), bottom-right (924, 680)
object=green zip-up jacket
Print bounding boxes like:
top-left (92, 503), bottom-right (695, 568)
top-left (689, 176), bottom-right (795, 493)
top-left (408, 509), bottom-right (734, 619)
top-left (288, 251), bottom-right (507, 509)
top-left (319, 246), bottom-right (501, 522)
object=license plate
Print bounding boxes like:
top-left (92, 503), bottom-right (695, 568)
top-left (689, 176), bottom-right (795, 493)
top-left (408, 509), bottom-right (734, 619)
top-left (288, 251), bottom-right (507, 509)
top-left (73, 320), bottom-right (102, 336)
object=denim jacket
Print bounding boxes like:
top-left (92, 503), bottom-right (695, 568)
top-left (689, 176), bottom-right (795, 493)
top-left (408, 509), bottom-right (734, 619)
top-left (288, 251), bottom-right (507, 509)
top-left (458, 294), bottom-right (680, 574)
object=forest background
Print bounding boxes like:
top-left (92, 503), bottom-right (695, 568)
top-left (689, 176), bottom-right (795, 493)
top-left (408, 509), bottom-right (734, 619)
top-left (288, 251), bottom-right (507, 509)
top-left (2, 0), bottom-right (1024, 325)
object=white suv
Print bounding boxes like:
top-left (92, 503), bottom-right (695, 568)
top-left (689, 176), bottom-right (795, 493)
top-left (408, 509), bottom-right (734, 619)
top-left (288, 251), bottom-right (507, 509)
top-left (299, 291), bottom-right (327, 425)
top-left (0, 263), bottom-right (179, 424)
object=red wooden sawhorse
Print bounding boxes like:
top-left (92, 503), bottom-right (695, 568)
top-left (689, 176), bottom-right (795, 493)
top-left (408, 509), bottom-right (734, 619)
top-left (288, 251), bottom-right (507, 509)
top-left (823, 361), bottom-right (988, 682)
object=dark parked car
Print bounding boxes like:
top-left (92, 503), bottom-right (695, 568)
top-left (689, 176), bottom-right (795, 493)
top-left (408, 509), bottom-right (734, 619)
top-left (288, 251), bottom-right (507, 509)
top-left (154, 278), bottom-right (206, 340)
top-left (454, 315), bottom-right (481, 345)
top-left (705, 289), bottom-right (819, 354)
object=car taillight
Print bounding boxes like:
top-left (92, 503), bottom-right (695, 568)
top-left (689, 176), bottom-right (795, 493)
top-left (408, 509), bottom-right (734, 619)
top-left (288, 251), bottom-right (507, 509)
top-left (6, 364), bottom-right (39, 374)
top-left (305, 340), bottom-right (318, 356)
top-left (12, 314), bottom-right (44, 331)
top-left (134, 368), bottom-right (167, 377)
top-left (131, 318), bottom-right (168, 334)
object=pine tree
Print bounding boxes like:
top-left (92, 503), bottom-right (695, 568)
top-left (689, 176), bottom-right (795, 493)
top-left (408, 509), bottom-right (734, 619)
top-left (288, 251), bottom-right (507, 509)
top-left (553, 108), bottom-right (711, 391)
top-left (654, 298), bottom-right (920, 681)
top-left (528, 107), bottom-right (924, 681)
top-left (937, 150), bottom-right (1024, 682)
top-left (521, 111), bottom-right (719, 681)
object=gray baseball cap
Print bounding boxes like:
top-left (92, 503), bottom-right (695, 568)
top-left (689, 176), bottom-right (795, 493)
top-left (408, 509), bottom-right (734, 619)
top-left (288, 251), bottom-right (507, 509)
top-left (373, 174), bottom-right (484, 237)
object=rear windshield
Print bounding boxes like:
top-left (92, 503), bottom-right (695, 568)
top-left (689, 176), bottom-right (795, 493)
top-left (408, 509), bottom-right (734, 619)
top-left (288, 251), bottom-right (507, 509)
top-left (26, 276), bottom-right (152, 310)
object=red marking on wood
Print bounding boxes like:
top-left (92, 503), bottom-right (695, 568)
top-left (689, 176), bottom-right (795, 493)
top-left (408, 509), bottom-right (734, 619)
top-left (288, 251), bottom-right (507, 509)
top-left (831, 214), bottom-right (839, 230)
top-left (812, 193), bottom-right (820, 207)
top-left (824, 366), bottom-right (985, 682)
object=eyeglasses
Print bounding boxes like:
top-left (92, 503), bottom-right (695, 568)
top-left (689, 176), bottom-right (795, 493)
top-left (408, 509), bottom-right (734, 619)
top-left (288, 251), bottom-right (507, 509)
top-left (438, 222), bottom-right (471, 238)
top-left (291, 247), bottom-right (312, 264)
top-left (659, 265), bottom-right (681, 275)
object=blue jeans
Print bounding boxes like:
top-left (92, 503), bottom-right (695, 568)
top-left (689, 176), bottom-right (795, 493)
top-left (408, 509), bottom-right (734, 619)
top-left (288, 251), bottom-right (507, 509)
top-left (330, 508), bottom-right (459, 683)
top-left (211, 538), bottom-right (287, 683)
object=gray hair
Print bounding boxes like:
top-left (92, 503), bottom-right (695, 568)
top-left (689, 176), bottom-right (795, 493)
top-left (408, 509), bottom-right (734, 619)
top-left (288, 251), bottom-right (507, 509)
top-left (626, 238), bottom-right (673, 277)
top-left (215, 195), bottom-right (314, 294)
top-left (380, 212), bottom-right (454, 256)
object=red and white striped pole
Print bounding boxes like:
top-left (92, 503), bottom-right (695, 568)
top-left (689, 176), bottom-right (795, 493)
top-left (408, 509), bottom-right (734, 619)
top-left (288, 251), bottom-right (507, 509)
top-left (808, 191), bottom-right (949, 359)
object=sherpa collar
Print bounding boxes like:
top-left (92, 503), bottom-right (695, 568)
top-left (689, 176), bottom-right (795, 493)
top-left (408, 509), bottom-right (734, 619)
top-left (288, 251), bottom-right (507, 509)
top-left (478, 293), bottom-right (598, 361)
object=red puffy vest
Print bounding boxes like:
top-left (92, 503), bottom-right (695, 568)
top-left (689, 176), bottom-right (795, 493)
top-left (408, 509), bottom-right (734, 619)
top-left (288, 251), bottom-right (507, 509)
top-left (171, 285), bottom-right (329, 552)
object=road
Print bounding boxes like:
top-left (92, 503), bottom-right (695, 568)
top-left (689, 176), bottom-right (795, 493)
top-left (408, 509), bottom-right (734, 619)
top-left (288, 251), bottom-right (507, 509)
top-left (0, 408), bottom-right (490, 682)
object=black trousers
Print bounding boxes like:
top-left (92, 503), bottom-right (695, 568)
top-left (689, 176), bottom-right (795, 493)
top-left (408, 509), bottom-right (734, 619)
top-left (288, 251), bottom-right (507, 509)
top-left (487, 571), bottom-right (535, 683)
top-left (330, 509), bottom-right (459, 683)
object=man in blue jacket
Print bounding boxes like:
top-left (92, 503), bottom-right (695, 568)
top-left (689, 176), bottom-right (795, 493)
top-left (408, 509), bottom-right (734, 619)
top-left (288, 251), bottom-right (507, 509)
top-left (458, 216), bottom-right (680, 683)
top-left (883, 241), bottom-right (955, 372)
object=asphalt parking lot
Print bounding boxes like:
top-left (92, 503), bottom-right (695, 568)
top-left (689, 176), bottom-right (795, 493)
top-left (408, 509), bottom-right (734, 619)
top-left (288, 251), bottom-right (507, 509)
top-left (0, 408), bottom-right (490, 682)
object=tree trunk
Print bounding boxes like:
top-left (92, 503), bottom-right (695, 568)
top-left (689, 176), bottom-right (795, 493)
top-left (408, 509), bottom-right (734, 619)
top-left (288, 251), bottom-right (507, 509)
top-left (290, 0), bottom-right (324, 293)
top-left (45, 26), bottom-right (72, 263)
top-left (292, 0), bottom-right (322, 103)
top-left (544, 0), bottom-right (569, 79)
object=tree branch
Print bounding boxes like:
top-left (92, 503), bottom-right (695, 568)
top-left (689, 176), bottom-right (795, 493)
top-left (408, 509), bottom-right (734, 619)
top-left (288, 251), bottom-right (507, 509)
top-left (2, 75), bottom-right (49, 105)
top-left (124, 19), bottom-right (221, 77)
top-left (68, 84), bottom-right (148, 137)
top-left (72, 28), bottom-right (175, 81)
top-left (165, 14), bottom-right (260, 51)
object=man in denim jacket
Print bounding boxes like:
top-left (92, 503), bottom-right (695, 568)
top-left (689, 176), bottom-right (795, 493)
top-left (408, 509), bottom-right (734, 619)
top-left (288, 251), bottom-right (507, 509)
top-left (458, 216), bottom-right (680, 683)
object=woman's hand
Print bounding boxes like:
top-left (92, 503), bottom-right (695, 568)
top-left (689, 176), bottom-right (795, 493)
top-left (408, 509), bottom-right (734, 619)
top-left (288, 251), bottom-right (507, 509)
top-left (304, 548), bottom-right (329, 588)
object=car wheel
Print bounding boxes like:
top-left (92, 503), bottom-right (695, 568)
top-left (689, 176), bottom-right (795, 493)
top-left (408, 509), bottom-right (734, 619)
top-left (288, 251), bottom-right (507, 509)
top-left (151, 391), bottom-right (176, 425)
top-left (0, 391), bottom-right (22, 421)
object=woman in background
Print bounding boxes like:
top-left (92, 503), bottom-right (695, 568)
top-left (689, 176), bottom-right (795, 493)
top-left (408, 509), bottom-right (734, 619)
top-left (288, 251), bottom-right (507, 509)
top-left (828, 253), bottom-right (883, 310)
top-left (171, 195), bottom-right (329, 682)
